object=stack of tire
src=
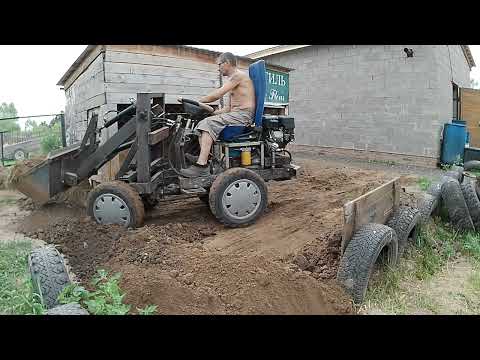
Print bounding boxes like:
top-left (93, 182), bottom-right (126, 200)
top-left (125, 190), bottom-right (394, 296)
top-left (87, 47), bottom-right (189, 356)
top-left (28, 246), bottom-right (89, 315)
top-left (420, 163), bottom-right (480, 232)
top-left (336, 164), bottom-right (479, 305)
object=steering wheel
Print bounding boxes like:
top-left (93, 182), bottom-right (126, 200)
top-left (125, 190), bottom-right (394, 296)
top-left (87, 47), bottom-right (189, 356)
top-left (178, 97), bottom-right (215, 113)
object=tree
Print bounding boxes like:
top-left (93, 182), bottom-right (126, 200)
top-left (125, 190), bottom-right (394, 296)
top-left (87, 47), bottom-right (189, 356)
top-left (470, 78), bottom-right (480, 89)
top-left (0, 102), bottom-right (21, 132)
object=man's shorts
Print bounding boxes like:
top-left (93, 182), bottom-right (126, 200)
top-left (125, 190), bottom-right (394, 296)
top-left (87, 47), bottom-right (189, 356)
top-left (195, 110), bottom-right (254, 141)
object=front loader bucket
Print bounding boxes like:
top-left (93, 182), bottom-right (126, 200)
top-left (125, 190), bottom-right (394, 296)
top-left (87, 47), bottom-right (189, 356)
top-left (12, 145), bottom-right (80, 205)
top-left (13, 158), bottom-right (66, 205)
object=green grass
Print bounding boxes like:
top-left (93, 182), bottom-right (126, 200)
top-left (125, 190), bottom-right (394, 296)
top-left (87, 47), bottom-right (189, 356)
top-left (0, 197), bottom-right (17, 206)
top-left (0, 241), bottom-right (45, 315)
top-left (364, 218), bottom-right (480, 314)
top-left (1, 160), bottom-right (16, 167)
top-left (417, 177), bottom-right (432, 191)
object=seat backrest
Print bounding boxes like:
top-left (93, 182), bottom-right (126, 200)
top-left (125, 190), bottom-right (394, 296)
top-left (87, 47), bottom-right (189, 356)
top-left (248, 60), bottom-right (266, 128)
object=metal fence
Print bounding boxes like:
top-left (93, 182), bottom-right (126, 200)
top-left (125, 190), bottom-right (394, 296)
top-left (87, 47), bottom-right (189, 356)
top-left (0, 114), bottom-right (66, 166)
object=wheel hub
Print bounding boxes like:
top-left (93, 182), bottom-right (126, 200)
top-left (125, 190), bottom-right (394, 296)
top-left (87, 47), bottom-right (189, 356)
top-left (222, 179), bottom-right (261, 220)
top-left (14, 151), bottom-right (25, 161)
top-left (93, 193), bottom-right (131, 226)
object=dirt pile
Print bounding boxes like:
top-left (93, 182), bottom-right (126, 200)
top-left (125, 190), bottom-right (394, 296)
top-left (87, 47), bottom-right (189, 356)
top-left (24, 216), bottom-right (127, 281)
top-left (18, 158), bottom-right (399, 314)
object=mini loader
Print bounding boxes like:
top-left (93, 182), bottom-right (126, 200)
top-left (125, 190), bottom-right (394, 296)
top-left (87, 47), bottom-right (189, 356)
top-left (13, 60), bottom-right (298, 228)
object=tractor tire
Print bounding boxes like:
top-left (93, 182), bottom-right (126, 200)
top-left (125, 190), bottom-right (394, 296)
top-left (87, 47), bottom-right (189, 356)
top-left (417, 193), bottom-right (439, 223)
top-left (386, 206), bottom-right (421, 256)
top-left (28, 246), bottom-right (72, 309)
top-left (87, 181), bottom-right (145, 228)
top-left (461, 177), bottom-right (480, 229)
top-left (464, 160), bottom-right (480, 171)
top-left (337, 223), bottom-right (398, 304)
top-left (209, 167), bottom-right (268, 228)
top-left (47, 303), bottom-right (89, 315)
top-left (441, 178), bottom-right (475, 231)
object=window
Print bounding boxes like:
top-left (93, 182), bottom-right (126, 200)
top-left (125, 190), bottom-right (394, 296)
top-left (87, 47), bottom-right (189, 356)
top-left (453, 83), bottom-right (460, 120)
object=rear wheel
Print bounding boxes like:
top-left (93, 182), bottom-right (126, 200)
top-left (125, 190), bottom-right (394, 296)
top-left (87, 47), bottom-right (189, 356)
top-left (209, 168), bottom-right (268, 227)
top-left (86, 181), bottom-right (145, 228)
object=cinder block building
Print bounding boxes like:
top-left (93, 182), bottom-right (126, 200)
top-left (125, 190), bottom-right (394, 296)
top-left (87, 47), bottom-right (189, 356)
top-left (248, 45), bottom-right (476, 166)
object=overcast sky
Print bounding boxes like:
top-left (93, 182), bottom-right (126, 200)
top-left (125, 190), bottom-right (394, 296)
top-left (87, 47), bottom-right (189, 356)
top-left (1, 45), bottom-right (479, 129)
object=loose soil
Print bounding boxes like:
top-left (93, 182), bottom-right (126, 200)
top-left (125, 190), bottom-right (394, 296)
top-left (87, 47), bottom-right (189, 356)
top-left (11, 157), bottom-right (421, 314)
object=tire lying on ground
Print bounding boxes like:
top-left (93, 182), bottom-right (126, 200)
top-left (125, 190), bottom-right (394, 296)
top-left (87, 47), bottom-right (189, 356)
top-left (386, 206), bottom-right (421, 255)
top-left (444, 169), bottom-right (464, 183)
top-left (460, 177), bottom-right (480, 229)
top-left (417, 193), bottom-right (439, 223)
top-left (464, 160), bottom-right (480, 171)
top-left (441, 178), bottom-right (475, 231)
top-left (46, 303), bottom-right (89, 315)
top-left (337, 223), bottom-right (399, 304)
top-left (28, 246), bottom-right (72, 309)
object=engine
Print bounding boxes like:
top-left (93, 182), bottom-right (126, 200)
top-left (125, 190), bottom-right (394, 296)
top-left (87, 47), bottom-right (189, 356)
top-left (262, 115), bottom-right (295, 150)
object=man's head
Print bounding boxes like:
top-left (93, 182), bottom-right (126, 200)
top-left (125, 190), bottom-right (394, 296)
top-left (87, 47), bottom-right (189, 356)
top-left (217, 52), bottom-right (237, 76)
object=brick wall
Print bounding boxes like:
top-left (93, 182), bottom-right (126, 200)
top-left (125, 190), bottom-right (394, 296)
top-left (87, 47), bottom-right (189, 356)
top-left (262, 45), bottom-right (471, 162)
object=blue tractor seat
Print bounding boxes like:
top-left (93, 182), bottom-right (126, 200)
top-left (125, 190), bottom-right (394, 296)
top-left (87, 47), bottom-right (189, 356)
top-left (218, 60), bottom-right (266, 142)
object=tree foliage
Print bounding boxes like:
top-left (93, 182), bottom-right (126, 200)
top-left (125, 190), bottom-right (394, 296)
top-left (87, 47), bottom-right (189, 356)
top-left (0, 102), bottom-right (20, 132)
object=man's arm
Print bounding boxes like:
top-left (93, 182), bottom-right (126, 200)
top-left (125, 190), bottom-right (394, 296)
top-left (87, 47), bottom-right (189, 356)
top-left (213, 95), bottom-right (231, 115)
top-left (199, 73), bottom-right (241, 103)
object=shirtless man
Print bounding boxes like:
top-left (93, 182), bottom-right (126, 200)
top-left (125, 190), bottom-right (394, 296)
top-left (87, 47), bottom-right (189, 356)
top-left (179, 52), bottom-right (255, 177)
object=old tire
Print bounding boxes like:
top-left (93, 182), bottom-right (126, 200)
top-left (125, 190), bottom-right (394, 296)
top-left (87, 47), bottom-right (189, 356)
top-left (337, 223), bottom-right (398, 304)
top-left (386, 206), bottom-right (421, 256)
top-left (444, 169), bottom-right (463, 183)
top-left (87, 181), bottom-right (145, 228)
top-left (47, 303), bottom-right (89, 315)
top-left (461, 177), bottom-right (480, 229)
top-left (441, 178), bottom-right (475, 231)
top-left (209, 167), bottom-right (268, 227)
top-left (464, 160), bottom-right (480, 171)
top-left (28, 246), bottom-right (72, 309)
top-left (417, 193), bottom-right (439, 223)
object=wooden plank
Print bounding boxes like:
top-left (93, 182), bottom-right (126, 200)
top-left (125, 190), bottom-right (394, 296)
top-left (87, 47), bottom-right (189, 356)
top-left (460, 88), bottom-right (480, 147)
top-left (341, 177), bottom-right (400, 253)
top-left (74, 93), bottom-right (107, 113)
top-left (105, 72), bottom-right (219, 88)
top-left (64, 46), bottom-right (105, 90)
top-left (105, 50), bottom-right (219, 72)
top-left (107, 92), bottom-right (219, 105)
top-left (104, 82), bottom-right (213, 95)
top-left (104, 61), bottom-right (219, 80)
top-left (148, 127), bottom-right (170, 145)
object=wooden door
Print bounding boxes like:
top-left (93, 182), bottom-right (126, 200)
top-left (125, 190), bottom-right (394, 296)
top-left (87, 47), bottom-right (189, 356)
top-left (460, 88), bottom-right (480, 147)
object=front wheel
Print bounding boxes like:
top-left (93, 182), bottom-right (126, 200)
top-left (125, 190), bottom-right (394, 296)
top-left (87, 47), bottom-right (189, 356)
top-left (208, 168), bottom-right (268, 227)
top-left (86, 181), bottom-right (145, 228)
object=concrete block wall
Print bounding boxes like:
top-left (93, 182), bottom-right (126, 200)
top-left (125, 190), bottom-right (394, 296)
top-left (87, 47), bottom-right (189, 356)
top-left (262, 45), bottom-right (472, 161)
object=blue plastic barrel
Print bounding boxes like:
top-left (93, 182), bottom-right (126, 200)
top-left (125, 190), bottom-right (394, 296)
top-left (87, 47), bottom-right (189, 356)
top-left (441, 123), bottom-right (466, 164)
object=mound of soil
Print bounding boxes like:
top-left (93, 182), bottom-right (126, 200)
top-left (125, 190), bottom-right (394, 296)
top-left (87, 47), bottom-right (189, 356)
top-left (18, 158), bottom-right (400, 315)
